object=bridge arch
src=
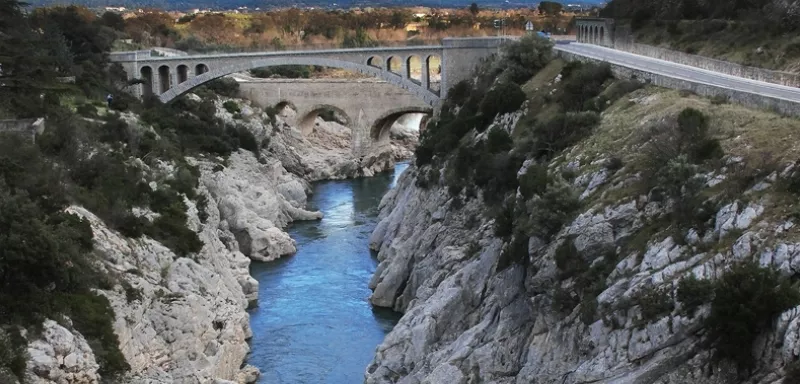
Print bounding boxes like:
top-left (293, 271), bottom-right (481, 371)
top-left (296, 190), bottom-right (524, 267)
top-left (407, 55), bottom-right (422, 84)
top-left (140, 66), bottom-right (154, 97)
top-left (158, 57), bottom-right (440, 107)
top-left (195, 64), bottom-right (209, 76)
top-left (370, 106), bottom-right (433, 143)
top-left (386, 56), bottom-right (402, 76)
top-left (177, 65), bottom-right (189, 84)
top-left (298, 104), bottom-right (352, 136)
top-left (158, 65), bottom-right (171, 94)
top-left (367, 56), bottom-right (383, 69)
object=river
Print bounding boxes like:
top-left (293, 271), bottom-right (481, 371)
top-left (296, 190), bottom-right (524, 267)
top-left (247, 162), bottom-right (408, 383)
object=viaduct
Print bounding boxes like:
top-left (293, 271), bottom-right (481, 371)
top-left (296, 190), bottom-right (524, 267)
top-left (110, 37), bottom-right (505, 157)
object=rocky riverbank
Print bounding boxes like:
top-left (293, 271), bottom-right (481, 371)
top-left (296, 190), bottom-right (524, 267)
top-left (365, 77), bottom-right (800, 383)
top-left (19, 91), bottom-right (419, 384)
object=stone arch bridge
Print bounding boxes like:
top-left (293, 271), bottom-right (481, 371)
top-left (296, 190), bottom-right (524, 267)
top-left (111, 37), bottom-right (505, 157)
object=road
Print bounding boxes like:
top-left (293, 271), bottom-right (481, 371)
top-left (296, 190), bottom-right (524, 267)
top-left (554, 43), bottom-right (800, 103)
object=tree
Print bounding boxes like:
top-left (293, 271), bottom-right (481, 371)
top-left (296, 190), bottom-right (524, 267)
top-left (538, 1), bottom-right (564, 16)
top-left (100, 11), bottom-right (125, 31)
top-left (470, 2), bottom-right (480, 16)
top-left (389, 9), bottom-right (411, 29)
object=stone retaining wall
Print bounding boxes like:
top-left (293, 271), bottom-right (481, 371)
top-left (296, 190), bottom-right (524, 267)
top-left (0, 118), bottom-right (45, 142)
top-left (556, 50), bottom-right (800, 117)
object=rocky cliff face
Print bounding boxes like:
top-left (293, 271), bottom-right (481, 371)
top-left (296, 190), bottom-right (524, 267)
top-left (21, 90), bottom-right (392, 383)
top-left (365, 86), bottom-right (800, 384)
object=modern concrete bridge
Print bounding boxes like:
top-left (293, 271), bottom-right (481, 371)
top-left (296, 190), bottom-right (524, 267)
top-left (110, 37), bottom-right (505, 157)
top-left (110, 37), bottom-right (506, 106)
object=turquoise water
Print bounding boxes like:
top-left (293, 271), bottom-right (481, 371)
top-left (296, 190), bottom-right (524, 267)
top-left (247, 163), bottom-right (408, 384)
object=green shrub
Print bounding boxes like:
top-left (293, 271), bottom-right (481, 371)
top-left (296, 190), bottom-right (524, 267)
top-left (635, 286), bottom-right (674, 324)
top-left (524, 111), bottom-right (600, 160)
top-left (552, 285), bottom-right (579, 314)
top-left (0, 328), bottom-right (26, 379)
top-left (486, 127), bottom-right (513, 153)
top-left (706, 262), bottom-right (800, 369)
top-left (710, 94), bottom-right (729, 105)
top-left (554, 239), bottom-right (587, 279)
top-left (526, 181), bottom-right (580, 239)
top-left (250, 65), bottom-right (313, 79)
top-left (222, 100), bottom-right (240, 114)
top-left (519, 163), bottom-right (550, 199)
top-left (500, 34), bottom-right (553, 84)
top-left (676, 275), bottom-right (714, 315)
top-left (64, 293), bottom-right (130, 378)
top-left (448, 80), bottom-right (472, 105)
top-left (474, 152), bottom-right (524, 205)
top-left (493, 198), bottom-right (515, 238)
top-left (558, 62), bottom-right (613, 111)
top-left (237, 126), bottom-right (259, 154)
top-left (478, 82), bottom-right (526, 129)
top-left (77, 103), bottom-right (98, 117)
top-left (205, 77), bottom-right (239, 98)
top-left (497, 235), bottom-right (530, 271)
top-left (607, 156), bottom-right (624, 172)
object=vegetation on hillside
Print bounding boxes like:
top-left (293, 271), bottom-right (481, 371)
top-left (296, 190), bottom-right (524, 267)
top-left (0, 0), bottom-right (264, 380)
top-left (418, 21), bottom-right (800, 377)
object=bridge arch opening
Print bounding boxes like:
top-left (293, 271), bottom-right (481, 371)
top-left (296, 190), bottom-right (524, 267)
top-left (406, 55), bottom-right (422, 84)
top-left (370, 108), bottom-right (432, 145)
top-left (195, 64), bottom-right (209, 76)
top-left (158, 65), bottom-right (171, 94)
top-left (386, 56), bottom-right (402, 76)
top-left (298, 105), bottom-right (352, 137)
top-left (367, 56), bottom-right (383, 69)
top-left (599, 27), bottom-right (605, 44)
top-left (177, 65), bottom-right (189, 84)
top-left (426, 55), bottom-right (442, 93)
top-left (140, 66), bottom-right (154, 98)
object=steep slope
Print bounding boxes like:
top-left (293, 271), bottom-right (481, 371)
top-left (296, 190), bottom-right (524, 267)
top-left (365, 47), bottom-right (800, 384)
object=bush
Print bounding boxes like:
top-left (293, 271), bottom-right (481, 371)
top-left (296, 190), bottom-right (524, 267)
top-left (519, 163), bottom-right (550, 198)
top-left (552, 285), bottom-right (579, 314)
top-left (558, 62), bottom-right (613, 111)
top-left (222, 100), bottom-right (240, 114)
top-left (237, 126), bottom-right (259, 154)
top-left (493, 198), bottom-right (515, 238)
top-left (205, 77), bottom-right (239, 98)
top-left (500, 34), bottom-right (554, 83)
top-left (526, 180), bottom-right (581, 239)
top-left (77, 103), bottom-right (98, 117)
top-left (65, 293), bottom-right (130, 378)
top-left (447, 80), bottom-right (472, 105)
top-left (706, 262), bottom-right (800, 369)
top-left (554, 239), bottom-right (586, 279)
top-left (524, 111), bottom-right (600, 160)
top-left (0, 329), bottom-right (26, 379)
top-left (486, 127), bottom-right (513, 153)
top-left (635, 286), bottom-right (674, 324)
top-left (478, 82), bottom-right (526, 129)
top-left (676, 275), bottom-right (714, 315)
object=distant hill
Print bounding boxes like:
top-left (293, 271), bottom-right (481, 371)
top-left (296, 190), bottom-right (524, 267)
top-left (26, 0), bottom-right (605, 11)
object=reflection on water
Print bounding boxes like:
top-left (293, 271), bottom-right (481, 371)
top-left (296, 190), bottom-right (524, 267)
top-left (248, 162), bottom-right (409, 383)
